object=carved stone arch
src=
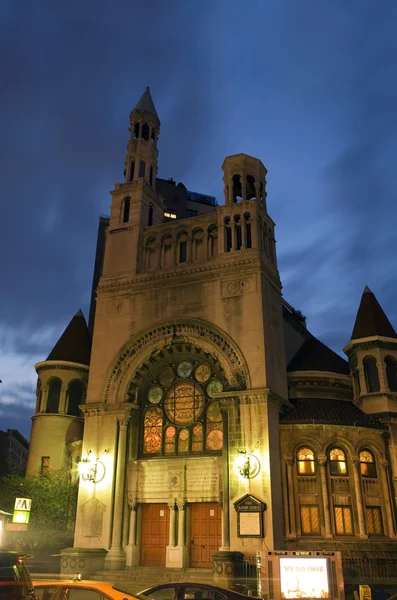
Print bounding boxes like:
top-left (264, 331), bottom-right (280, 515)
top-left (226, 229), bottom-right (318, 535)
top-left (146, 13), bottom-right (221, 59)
top-left (321, 435), bottom-right (356, 458)
top-left (285, 434), bottom-right (322, 462)
top-left (354, 437), bottom-right (386, 463)
top-left (101, 318), bottom-right (250, 404)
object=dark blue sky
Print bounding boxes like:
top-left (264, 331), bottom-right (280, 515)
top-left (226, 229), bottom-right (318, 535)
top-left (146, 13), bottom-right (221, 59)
top-left (1, 1), bottom-right (397, 439)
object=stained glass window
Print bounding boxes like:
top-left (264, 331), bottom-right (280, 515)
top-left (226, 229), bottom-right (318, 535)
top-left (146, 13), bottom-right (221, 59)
top-left (164, 381), bottom-right (205, 425)
top-left (297, 447), bottom-right (315, 475)
top-left (141, 360), bottom-right (224, 456)
top-left (206, 402), bottom-right (223, 451)
top-left (178, 428), bottom-right (190, 453)
top-left (164, 426), bottom-right (176, 454)
top-left (329, 447), bottom-right (348, 475)
top-left (143, 407), bottom-right (163, 454)
top-left (192, 424), bottom-right (203, 453)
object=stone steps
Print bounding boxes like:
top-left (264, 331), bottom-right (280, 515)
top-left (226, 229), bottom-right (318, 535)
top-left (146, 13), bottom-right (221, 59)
top-left (91, 568), bottom-right (214, 594)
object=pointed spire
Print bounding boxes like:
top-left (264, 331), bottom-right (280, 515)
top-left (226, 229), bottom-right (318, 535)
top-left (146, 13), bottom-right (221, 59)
top-left (132, 87), bottom-right (159, 120)
top-left (351, 286), bottom-right (397, 340)
top-left (47, 310), bottom-right (91, 365)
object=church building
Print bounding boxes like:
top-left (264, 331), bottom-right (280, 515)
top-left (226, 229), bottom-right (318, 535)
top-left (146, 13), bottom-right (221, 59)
top-left (26, 88), bottom-right (397, 588)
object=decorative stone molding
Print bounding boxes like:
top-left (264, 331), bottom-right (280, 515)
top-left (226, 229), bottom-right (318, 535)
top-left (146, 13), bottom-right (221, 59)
top-left (97, 298), bottom-right (129, 316)
top-left (221, 276), bottom-right (256, 298)
top-left (101, 318), bottom-right (250, 403)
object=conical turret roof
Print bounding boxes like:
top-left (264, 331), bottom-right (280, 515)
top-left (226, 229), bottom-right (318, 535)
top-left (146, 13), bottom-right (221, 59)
top-left (288, 335), bottom-right (350, 375)
top-left (46, 310), bottom-right (91, 365)
top-left (351, 286), bottom-right (397, 340)
top-left (132, 87), bottom-right (159, 120)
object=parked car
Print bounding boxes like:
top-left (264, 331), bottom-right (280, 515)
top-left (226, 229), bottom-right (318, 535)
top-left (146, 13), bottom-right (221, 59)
top-left (33, 580), bottom-right (146, 600)
top-left (137, 583), bottom-right (259, 600)
top-left (0, 551), bottom-right (36, 600)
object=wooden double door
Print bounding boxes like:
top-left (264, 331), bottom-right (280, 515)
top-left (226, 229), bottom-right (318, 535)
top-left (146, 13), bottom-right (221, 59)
top-left (140, 502), bottom-right (222, 568)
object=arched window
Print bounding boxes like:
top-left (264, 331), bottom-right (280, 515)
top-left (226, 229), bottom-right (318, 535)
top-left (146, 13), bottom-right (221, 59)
top-left (129, 161), bottom-right (135, 182)
top-left (46, 378), bottom-right (61, 413)
top-left (149, 165), bottom-right (153, 187)
top-left (148, 204), bottom-right (153, 227)
top-left (133, 122), bottom-right (140, 139)
top-left (385, 356), bottom-right (397, 392)
top-left (232, 174), bottom-right (242, 202)
top-left (224, 217), bottom-right (232, 252)
top-left (246, 175), bottom-right (256, 200)
top-left (359, 449), bottom-right (377, 478)
top-left (139, 160), bottom-right (146, 178)
top-left (244, 213), bottom-right (252, 249)
top-left (142, 122), bottom-right (149, 141)
top-left (329, 447), bottom-right (348, 475)
top-left (67, 380), bottom-right (85, 416)
top-left (363, 356), bottom-right (380, 392)
top-left (122, 197), bottom-right (130, 223)
top-left (297, 447), bottom-right (315, 475)
top-left (143, 407), bottom-right (163, 454)
top-left (151, 128), bottom-right (156, 143)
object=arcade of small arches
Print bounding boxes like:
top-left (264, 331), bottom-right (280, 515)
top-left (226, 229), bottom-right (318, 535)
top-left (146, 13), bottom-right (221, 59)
top-left (361, 354), bottom-right (397, 393)
top-left (224, 172), bottom-right (266, 205)
top-left (144, 225), bottom-right (218, 270)
top-left (36, 377), bottom-right (86, 417)
top-left (284, 439), bottom-right (395, 540)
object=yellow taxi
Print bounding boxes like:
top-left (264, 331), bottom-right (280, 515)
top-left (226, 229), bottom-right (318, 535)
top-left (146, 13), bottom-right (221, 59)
top-left (33, 579), bottom-right (145, 600)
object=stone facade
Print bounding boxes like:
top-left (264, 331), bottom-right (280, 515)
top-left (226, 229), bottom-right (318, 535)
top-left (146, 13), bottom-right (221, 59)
top-left (27, 88), bottom-right (397, 587)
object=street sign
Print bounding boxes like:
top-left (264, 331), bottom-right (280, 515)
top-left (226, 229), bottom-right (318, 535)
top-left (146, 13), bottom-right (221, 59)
top-left (14, 498), bottom-right (31, 511)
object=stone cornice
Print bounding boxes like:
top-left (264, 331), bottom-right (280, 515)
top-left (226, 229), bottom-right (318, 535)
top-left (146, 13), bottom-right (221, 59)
top-left (80, 401), bottom-right (136, 418)
top-left (35, 360), bottom-right (89, 373)
top-left (96, 254), bottom-right (281, 297)
top-left (344, 336), bottom-right (397, 354)
top-left (288, 370), bottom-right (352, 391)
top-left (214, 388), bottom-right (291, 408)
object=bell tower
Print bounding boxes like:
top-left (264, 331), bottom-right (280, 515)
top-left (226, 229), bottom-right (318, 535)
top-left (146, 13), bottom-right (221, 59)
top-left (102, 88), bottom-right (165, 276)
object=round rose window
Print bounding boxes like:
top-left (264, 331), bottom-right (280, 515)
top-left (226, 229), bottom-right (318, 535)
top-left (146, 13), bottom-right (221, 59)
top-left (164, 380), bottom-right (205, 425)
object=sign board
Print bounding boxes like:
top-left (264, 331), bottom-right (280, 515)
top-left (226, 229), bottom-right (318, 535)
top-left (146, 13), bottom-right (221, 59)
top-left (257, 551), bottom-right (345, 600)
top-left (6, 523), bottom-right (28, 531)
top-left (280, 557), bottom-right (329, 599)
top-left (14, 498), bottom-right (31, 511)
top-left (12, 510), bottom-right (30, 524)
top-left (234, 494), bottom-right (266, 538)
top-left (359, 586), bottom-right (372, 600)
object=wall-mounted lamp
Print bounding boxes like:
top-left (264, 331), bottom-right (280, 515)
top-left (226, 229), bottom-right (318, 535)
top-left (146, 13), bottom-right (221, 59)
top-left (78, 450), bottom-right (107, 483)
top-left (236, 445), bottom-right (261, 479)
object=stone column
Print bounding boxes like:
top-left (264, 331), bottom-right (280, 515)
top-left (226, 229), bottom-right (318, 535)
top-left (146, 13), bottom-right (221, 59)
top-left (231, 224), bottom-right (236, 251)
top-left (169, 503), bottom-right (177, 547)
top-left (228, 180), bottom-right (234, 204)
top-left (352, 458), bottom-right (367, 538)
top-left (125, 500), bottom-right (139, 566)
top-left (241, 221), bottom-right (247, 249)
top-left (177, 502), bottom-right (186, 547)
top-left (250, 217), bottom-right (259, 249)
top-left (241, 175), bottom-right (247, 202)
top-left (187, 236), bottom-right (192, 262)
top-left (318, 457), bottom-right (332, 538)
top-left (59, 385), bottom-right (68, 414)
top-left (221, 409), bottom-right (230, 550)
top-left (286, 459), bottom-right (297, 538)
top-left (380, 461), bottom-right (397, 537)
top-left (254, 181), bottom-right (261, 201)
top-left (105, 418), bottom-right (129, 569)
top-left (40, 386), bottom-right (48, 412)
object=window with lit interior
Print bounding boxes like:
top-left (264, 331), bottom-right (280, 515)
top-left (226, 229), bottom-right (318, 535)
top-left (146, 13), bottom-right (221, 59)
top-left (329, 447), bottom-right (348, 475)
top-left (297, 447), bottom-right (316, 475)
top-left (142, 359), bottom-right (224, 456)
top-left (359, 449), bottom-right (377, 478)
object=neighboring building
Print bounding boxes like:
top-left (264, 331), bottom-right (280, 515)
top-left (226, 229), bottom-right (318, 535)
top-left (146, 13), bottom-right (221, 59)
top-left (26, 87), bottom-right (397, 587)
top-left (0, 429), bottom-right (29, 476)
